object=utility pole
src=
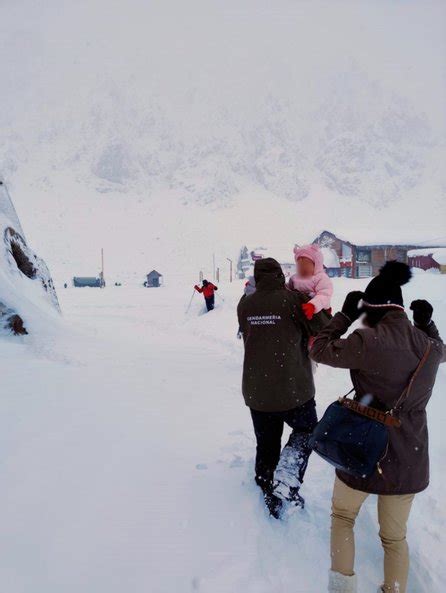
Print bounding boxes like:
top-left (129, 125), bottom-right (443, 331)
top-left (100, 248), bottom-right (105, 288)
top-left (226, 258), bottom-right (233, 282)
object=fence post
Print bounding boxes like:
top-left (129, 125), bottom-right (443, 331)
top-left (226, 258), bottom-right (233, 282)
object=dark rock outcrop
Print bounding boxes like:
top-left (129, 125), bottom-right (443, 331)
top-left (0, 180), bottom-right (59, 335)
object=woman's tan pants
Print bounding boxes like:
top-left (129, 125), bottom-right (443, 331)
top-left (331, 476), bottom-right (415, 593)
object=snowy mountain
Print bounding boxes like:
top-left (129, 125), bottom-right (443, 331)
top-left (1, 0), bottom-right (445, 281)
top-left (2, 72), bottom-right (442, 207)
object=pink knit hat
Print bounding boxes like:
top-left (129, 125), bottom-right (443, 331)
top-left (293, 244), bottom-right (324, 274)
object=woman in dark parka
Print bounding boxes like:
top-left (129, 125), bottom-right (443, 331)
top-left (311, 262), bottom-right (445, 593)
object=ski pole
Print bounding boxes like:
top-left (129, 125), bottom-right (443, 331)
top-left (215, 292), bottom-right (225, 303)
top-left (185, 289), bottom-right (196, 314)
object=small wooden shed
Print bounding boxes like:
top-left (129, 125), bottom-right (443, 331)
top-left (145, 270), bottom-right (163, 287)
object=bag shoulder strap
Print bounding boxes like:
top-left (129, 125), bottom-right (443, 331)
top-left (342, 387), bottom-right (355, 398)
top-left (393, 341), bottom-right (432, 411)
top-left (340, 398), bottom-right (402, 427)
top-left (340, 341), bottom-right (432, 425)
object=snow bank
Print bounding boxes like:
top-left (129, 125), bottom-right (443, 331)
top-left (0, 181), bottom-right (60, 335)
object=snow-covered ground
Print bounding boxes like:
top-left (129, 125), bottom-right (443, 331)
top-left (1, 272), bottom-right (444, 593)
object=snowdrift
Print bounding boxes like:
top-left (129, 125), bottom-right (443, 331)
top-left (0, 180), bottom-right (59, 335)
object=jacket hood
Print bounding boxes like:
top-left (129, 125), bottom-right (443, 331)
top-left (254, 258), bottom-right (285, 289)
top-left (293, 244), bottom-right (324, 274)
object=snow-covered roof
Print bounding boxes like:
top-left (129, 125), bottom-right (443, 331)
top-left (408, 248), bottom-right (446, 265)
top-left (314, 229), bottom-right (446, 249)
top-left (321, 247), bottom-right (340, 268)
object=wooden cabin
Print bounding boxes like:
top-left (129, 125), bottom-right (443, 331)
top-left (312, 230), bottom-right (439, 278)
top-left (408, 249), bottom-right (446, 274)
top-left (145, 270), bottom-right (163, 287)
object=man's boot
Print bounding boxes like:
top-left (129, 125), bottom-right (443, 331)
top-left (273, 432), bottom-right (309, 508)
top-left (274, 481), bottom-right (305, 508)
top-left (256, 476), bottom-right (283, 519)
top-left (263, 487), bottom-right (283, 519)
top-left (328, 571), bottom-right (357, 593)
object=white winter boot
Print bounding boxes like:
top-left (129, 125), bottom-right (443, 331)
top-left (328, 570), bottom-right (357, 593)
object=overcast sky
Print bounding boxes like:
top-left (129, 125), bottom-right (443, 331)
top-left (1, 0), bottom-right (445, 130)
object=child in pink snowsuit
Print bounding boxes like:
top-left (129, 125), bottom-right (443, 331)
top-left (289, 244), bottom-right (333, 320)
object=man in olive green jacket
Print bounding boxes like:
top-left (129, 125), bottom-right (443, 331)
top-left (237, 258), bottom-right (326, 517)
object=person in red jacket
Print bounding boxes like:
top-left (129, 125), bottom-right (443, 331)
top-left (194, 279), bottom-right (218, 311)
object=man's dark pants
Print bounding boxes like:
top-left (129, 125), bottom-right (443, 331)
top-left (205, 295), bottom-right (215, 311)
top-left (250, 398), bottom-right (318, 487)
